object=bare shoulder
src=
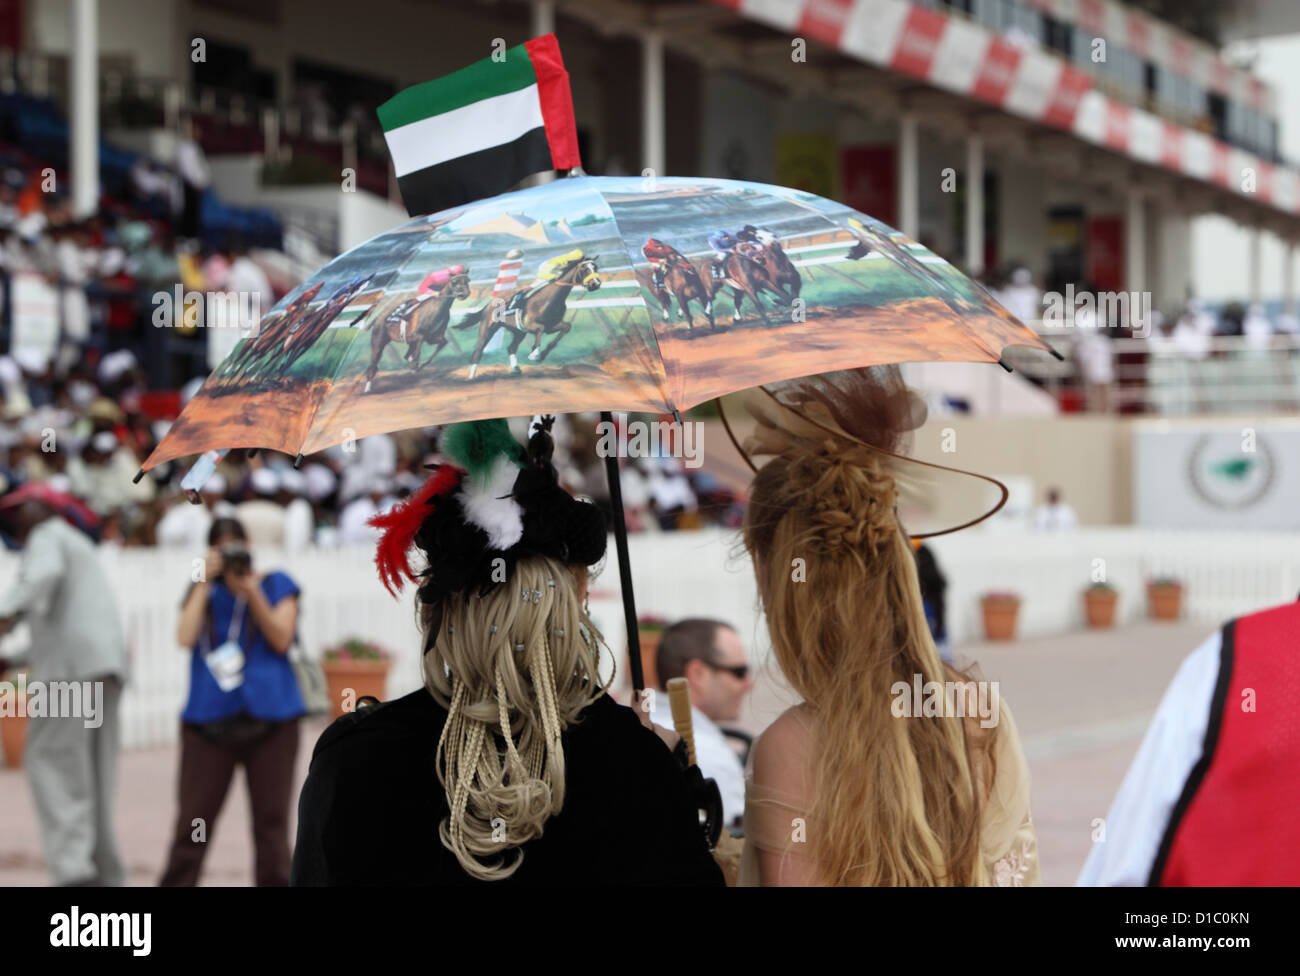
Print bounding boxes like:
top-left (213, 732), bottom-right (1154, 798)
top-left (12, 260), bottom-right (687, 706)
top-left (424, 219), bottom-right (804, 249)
top-left (752, 704), bottom-right (814, 790)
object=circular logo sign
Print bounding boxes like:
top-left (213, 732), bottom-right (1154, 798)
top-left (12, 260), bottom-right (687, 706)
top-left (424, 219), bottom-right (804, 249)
top-left (1187, 432), bottom-right (1276, 510)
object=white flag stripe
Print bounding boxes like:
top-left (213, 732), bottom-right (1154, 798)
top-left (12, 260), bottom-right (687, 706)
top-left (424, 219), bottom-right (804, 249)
top-left (384, 84), bottom-right (545, 178)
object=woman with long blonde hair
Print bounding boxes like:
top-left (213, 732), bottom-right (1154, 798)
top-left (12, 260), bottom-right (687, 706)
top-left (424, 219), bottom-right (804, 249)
top-left (292, 417), bottom-right (722, 885)
top-left (732, 369), bottom-right (1040, 886)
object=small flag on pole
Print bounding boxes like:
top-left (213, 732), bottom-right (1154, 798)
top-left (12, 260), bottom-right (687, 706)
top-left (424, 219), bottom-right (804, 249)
top-left (378, 34), bottom-right (582, 217)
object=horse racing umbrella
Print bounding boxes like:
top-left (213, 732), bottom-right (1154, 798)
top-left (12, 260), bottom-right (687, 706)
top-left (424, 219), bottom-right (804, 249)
top-left (140, 172), bottom-right (1057, 690)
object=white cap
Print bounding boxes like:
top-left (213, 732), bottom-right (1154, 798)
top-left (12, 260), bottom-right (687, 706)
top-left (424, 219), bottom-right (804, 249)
top-left (250, 467), bottom-right (279, 496)
top-left (302, 463), bottom-right (337, 501)
top-left (12, 348), bottom-right (49, 374)
top-left (201, 472), bottom-right (228, 496)
top-left (0, 355), bottom-right (19, 387)
top-left (98, 349), bottom-right (138, 384)
top-left (278, 467), bottom-right (306, 494)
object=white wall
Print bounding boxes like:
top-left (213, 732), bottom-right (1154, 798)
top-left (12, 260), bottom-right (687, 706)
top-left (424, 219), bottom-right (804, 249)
top-left (4, 528), bottom-right (1296, 750)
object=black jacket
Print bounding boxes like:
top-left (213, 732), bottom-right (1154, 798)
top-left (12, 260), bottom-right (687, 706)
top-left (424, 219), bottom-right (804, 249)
top-left (291, 687), bottom-right (725, 886)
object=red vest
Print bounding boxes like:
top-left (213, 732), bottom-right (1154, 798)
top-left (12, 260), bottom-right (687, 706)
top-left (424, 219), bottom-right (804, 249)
top-left (1151, 600), bottom-right (1300, 886)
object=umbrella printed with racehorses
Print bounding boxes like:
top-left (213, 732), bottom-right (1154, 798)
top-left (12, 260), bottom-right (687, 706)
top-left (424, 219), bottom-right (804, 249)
top-left (144, 174), bottom-right (1051, 470)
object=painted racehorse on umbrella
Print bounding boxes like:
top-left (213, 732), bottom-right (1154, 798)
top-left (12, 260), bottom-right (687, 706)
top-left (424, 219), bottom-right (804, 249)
top-left (271, 275), bottom-right (371, 378)
top-left (222, 281), bottom-right (323, 380)
top-left (736, 224), bottom-right (802, 302)
top-left (454, 249), bottom-right (600, 380)
top-left (706, 229), bottom-right (787, 326)
top-left (641, 237), bottom-right (715, 333)
top-left (361, 264), bottom-right (472, 393)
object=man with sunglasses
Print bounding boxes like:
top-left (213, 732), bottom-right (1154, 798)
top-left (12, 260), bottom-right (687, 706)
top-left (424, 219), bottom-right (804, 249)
top-left (651, 618), bottom-right (753, 828)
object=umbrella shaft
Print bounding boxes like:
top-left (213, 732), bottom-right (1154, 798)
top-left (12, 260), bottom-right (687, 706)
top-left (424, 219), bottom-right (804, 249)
top-left (600, 411), bottom-right (645, 694)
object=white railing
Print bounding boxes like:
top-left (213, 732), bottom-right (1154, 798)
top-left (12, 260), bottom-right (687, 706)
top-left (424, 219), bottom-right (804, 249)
top-left (2, 527), bottom-right (1296, 750)
top-left (1008, 331), bottom-right (1300, 415)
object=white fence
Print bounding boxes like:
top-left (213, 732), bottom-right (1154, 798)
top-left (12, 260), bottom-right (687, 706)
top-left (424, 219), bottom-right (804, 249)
top-left (2, 527), bottom-right (1297, 750)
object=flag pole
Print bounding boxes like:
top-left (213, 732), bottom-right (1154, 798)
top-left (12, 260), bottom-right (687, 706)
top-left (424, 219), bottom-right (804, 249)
top-left (599, 410), bottom-right (645, 694)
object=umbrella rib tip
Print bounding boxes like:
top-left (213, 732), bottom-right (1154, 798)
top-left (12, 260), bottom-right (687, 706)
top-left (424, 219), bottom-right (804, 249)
top-left (997, 357), bottom-right (1014, 374)
top-left (132, 468), bottom-right (145, 484)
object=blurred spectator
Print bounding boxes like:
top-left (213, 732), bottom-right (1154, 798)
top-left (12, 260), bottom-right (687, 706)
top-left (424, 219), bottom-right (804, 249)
top-left (162, 516), bottom-right (305, 886)
top-left (175, 117), bottom-right (210, 241)
top-left (0, 483), bottom-right (128, 886)
top-left (234, 467), bottom-right (287, 548)
top-left (155, 474), bottom-right (233, 549)
top-left (651, 618), bottom-right (751, 827)
top-left (1033, 486), bottom-right (1078, 532)
top-left (1173, 302), bottom-right (1212, 361)
top-left (337, 475), bottom-right (396, 545)
top-left (1074, 295), bottom-right (1114, 413)
top-left (913, 542), bottom-right (951, 664)
top-left (999, 267), bottom-right (1041, 327)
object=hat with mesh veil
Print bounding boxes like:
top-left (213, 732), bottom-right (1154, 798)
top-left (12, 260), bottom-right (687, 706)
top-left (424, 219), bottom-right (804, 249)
top-left (717, 365), bottom-right (1009, 538)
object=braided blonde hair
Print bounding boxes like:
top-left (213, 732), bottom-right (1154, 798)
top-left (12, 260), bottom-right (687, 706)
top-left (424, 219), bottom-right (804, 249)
top-left (420, 556), bottom-right (605, 880)
top-left (744, 440), bottom-right (996, 885)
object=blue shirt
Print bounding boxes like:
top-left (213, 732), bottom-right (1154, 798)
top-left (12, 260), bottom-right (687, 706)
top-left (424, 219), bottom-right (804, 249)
top-left (181, 570), bottom-right (306, 724)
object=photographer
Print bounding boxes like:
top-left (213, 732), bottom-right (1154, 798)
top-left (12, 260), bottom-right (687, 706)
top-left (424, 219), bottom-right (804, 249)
top-left (160, 517), bottom-right (305, 886)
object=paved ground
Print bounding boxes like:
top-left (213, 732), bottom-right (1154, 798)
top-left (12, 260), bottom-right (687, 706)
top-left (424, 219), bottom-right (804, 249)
top-left (0, 619), bottom-right (1211, 886)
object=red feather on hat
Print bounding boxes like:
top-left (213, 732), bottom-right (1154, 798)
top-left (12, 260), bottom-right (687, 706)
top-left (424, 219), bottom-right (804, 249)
top-left (369, 464), bottom-right (463, 597)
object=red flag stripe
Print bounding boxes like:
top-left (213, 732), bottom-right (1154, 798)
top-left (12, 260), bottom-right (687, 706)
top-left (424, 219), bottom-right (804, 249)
top-left (524, 34), bottom-right (582, 171)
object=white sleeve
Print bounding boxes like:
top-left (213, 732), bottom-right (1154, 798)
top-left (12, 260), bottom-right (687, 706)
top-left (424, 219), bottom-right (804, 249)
top-left (1076, 631), bottom-right (1222, 886)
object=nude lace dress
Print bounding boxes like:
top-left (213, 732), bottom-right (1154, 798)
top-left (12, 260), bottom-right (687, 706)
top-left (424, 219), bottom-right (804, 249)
top-left (737, 699), bottom-right (1041, 886)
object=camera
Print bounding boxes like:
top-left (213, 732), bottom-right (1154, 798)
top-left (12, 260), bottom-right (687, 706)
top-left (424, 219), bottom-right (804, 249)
top-left (220, 544), bottom-right (252, 577)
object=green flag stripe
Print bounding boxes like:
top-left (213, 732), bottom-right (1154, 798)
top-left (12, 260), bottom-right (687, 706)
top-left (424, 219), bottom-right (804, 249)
top-left (378, 43), bottom-right (538, 131)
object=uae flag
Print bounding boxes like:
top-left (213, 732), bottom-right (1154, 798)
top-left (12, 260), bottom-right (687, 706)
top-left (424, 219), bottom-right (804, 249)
top-left (378, 34), bottom-right (582, 217)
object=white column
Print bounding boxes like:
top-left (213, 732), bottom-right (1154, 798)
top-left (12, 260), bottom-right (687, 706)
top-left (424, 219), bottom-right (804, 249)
top-left (965, 133), bottom-right (984, 275)
top-left (642, 29), bottom-right (665, 178)
top-left (262, 106), bottom-right (279, 164)
top-left (1248, 227), bottom-right (1262, 305)
top-left (1284, 240), bottom-right (1296, 317)
top-left (899, 113), bottom-right (918, 240)
top-left (1125, 187), bottom-right (1145, 296)
top-left (70, 0), bottom-right (99, 218)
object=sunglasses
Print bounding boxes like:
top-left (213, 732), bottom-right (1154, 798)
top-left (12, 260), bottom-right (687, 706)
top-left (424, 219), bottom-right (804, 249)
top-left (701, 660), bottom-right (749, 681)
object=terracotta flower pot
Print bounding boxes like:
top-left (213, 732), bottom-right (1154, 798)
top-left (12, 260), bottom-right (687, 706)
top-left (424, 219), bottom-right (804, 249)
top-left (981, 597), bottom-right (1020, 641)
top-left (322, 659), bottom-right (392, 719)
top-left (1085, 589), bottom-right (1118, 629)
top-left (1, 695), bottom-right (27, 769)
top-left (1147, 583), bottom-right (1183, 621)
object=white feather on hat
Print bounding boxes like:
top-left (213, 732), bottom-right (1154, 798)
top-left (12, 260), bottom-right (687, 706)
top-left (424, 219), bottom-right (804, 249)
top-left (458, 454), bottom-right (525, 550)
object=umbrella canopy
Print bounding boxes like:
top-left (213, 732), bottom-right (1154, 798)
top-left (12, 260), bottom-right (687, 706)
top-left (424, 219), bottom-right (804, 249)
top-left (143, 174), bottom-right (1052, 471)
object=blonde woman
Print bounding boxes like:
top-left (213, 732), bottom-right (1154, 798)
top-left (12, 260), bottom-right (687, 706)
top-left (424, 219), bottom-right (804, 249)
top-left (730, 369), bottom-right (1040, 886)
top-left (292, 418), bottom-right (722, 885)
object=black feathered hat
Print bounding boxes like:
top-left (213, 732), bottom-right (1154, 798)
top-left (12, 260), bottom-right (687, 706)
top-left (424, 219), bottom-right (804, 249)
top-left (370, 416), bottom-right (607, 605)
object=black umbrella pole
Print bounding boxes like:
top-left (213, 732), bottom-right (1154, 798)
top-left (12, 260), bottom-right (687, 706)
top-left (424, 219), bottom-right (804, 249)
top-left (600, 411), bottom-right (646, 695)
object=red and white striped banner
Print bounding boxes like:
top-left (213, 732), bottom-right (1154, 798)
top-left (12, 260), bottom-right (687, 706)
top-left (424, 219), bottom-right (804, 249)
top-left (711, 0), bottom-right (1299, 218)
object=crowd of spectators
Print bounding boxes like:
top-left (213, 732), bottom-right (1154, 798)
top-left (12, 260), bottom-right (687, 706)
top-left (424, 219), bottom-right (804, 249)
top-left (0, 341), bottom-right (742, 549)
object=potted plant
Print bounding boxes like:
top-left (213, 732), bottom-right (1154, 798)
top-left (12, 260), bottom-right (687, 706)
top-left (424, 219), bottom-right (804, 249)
top-left (1147, 577), bottom-right (1183, 621)
top-left (321, 639), bottom-right (394, 718)
top-left (0, 668), bottom-right (29, 769)
top-left (1084, 582), bottom-right (1119, 629)
top-left (631, 614), bottom-right (668, 691)
top-left (980, 592), bottom-right (1020, 641)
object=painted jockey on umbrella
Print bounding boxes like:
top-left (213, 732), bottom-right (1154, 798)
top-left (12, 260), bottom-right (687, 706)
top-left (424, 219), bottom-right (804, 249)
top-left (643, 238), bottom-right (686, 291)
top-left (736, 224), bottom-right (778, 248)
top-left (381, 264), bottom-right (466, 344)
top-left (708, 229), bottom-right (745, 281)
